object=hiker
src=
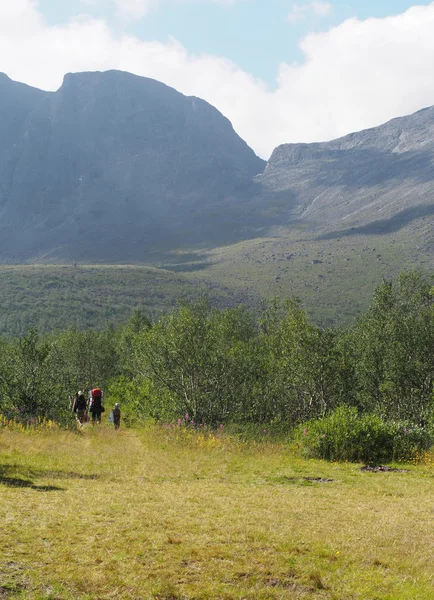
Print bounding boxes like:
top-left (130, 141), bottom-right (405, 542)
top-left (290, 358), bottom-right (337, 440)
top-left (72, 391), bottom-right (87, 426)
top-left (112, 403), bottom-right (121, 430)
top-left (89, 387), bottom-right (104, 424)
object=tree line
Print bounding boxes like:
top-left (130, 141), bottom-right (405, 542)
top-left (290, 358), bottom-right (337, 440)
top-left (0, 272), bottom-right (433, 434)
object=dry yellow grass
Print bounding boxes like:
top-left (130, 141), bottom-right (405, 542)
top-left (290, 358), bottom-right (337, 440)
top-left (0, 424), bottom-right (433, 599)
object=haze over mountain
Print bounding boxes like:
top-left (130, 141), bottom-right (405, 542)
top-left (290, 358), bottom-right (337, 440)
top-left (0, 70), bottom-right (264, 262)
top-left (0, 69), bottom-right (433, 270)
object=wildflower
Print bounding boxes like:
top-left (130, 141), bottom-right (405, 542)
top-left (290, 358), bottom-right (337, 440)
top-left (219, 424), bottom-right (224, 430)
top-left (185, 413), bottom-right (189, 421)
top-left (177, 418), bottom-right (182, 427)
top-left (263, 429), bottom-right (267, 434)
top-left (303, 428), bottom-right (307, 436)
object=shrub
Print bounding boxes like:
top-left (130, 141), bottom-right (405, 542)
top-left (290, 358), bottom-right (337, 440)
top-left (295, 406), bottom-right (432, 463)
top-left (107, 376), bottom-right (176, 426)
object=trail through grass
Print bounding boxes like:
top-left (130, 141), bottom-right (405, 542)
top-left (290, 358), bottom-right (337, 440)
top-left (0, 425), bottom-right (433, 599)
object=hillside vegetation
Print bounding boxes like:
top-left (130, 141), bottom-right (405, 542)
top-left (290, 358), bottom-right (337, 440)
top-left (189, 225), bottom-right (433, 325)
top-left (1, 219), bottom-right (432, 336)
top-left (0, 264), bottom-right (236, 336)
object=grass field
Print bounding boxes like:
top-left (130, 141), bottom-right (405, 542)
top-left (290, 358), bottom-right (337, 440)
top-left (1, 424), bottom-right (433, 599)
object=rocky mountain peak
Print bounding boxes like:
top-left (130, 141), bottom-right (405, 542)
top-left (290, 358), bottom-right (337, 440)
top-left (0, 70), bottom-right (265, 262)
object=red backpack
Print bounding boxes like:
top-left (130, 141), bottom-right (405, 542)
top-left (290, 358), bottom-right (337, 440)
top-left (91, 388), bottom-right (102, 408)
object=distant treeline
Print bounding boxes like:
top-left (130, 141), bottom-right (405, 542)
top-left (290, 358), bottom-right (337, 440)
top-left (0, 272), bottom-right (433, 433)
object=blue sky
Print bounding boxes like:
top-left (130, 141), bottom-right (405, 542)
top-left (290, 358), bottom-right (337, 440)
top-left (37, 0), bottom-right (433, 86)
top-left (2, 1), bottom-right (434, 156)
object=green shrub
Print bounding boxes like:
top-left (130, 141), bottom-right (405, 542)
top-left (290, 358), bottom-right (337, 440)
top-left (107, 376), bottom-right (176, 426)
top-left (295, 406), bottom-right (432, 463)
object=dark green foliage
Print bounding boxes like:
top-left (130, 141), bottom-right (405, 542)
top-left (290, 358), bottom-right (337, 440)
top-left (130, 299), bottom-right (259, 424)
top-left (295, 406), bottom-right (432, 463)
top-left (0, 271), bottom-right (434, 464)
top-left (253, 299), bottom-right (347, 423)
top-left (107, 376), bottom-right (174, 425)
top-left (346, 272), bottom-right (434, 422)
top-left (0, 327), bottom-right (120, 424)
top-left (0, 265), bottom-right (220, 337)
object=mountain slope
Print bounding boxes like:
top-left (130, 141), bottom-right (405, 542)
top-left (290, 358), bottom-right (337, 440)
top-left (186, 106), bottom-right (434, 324)
top-left (0, 70), bottom-right (265, 262)
top-left (259, 105), bottom-right (434, 244)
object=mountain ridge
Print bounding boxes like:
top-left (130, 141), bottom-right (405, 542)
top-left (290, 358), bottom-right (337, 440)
top-left (0, 70), bottom-right (265, 262)
top-left (259, 101), bottom-right (434, 240)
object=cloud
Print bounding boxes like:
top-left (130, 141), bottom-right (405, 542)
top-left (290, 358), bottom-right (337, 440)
top-left (288, 2), bottom-right (332, 24)
top-left (2, 1), bottom-right (434, 159)
top-left (83, 0), bottom-right (245, 21)
top-left (114, 0), bottom-right (158, 20)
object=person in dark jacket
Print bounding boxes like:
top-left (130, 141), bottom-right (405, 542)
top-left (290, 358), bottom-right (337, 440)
top-left (72, 391), bottom-right (87, 426)
top-left (112, 403), bottom-right (121, 430)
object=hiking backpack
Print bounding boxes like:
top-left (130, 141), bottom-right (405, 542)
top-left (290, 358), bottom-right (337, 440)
top-left (76, 394), bottom-right (87, 411)
top-left (91, 388), bottom-right (102, 408)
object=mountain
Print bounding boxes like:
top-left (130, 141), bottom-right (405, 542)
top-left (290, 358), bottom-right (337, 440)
top-left (0, 70), bottom-right (265, 262)
top-left (0, 70), bottom-right (433, 326)
top-left (2, 69), bottom-right (433, 266)
top-left (199, 106), bottom-right (434, 324)
top-left (259, 106), bottom-right (434, 241)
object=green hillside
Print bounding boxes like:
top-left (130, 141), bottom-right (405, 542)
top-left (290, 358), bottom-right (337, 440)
top-left (0, 215), bottom-right (432, 336)
top-left (163, 222), bottom-right (433, 326)
top-left (0, 264), bottom-right (232, 336)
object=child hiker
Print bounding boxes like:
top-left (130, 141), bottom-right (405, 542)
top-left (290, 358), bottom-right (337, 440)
top-left (112, 403), bottom-right (121, 429)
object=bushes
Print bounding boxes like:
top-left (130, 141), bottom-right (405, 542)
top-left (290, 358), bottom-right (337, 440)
top-left (0, 272), bottom-right (433, 456)
top-left (295, 406), bottom-right (432, 463)
top-left (107, 376), bottom-right (176, 425)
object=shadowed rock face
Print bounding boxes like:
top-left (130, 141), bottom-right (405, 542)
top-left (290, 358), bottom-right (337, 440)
top-left (1, 69), bottom-right (433, 264)
top-left (0, 70), bottom-right (265, 261)
top-left (259, 105), bottom-right (434, 239)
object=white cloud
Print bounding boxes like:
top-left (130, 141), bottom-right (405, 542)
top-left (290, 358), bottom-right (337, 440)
top-left (1, 1), bottom-right (434, 159)
top-left (311, 1), bottom-right (332, 17)
top-left (288, 1), bottom-right (332, 23)
top-left (83, 0), bottom-right (244, 21)
top-left (114, 0), bottom-right (158, 20)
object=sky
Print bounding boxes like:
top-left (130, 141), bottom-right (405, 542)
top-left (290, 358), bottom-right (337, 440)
top-left (1, 0), bottom-right (434, 158)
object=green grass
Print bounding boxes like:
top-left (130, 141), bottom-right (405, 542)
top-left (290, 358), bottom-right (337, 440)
top-left (1, 424), bottom-right (433, 599)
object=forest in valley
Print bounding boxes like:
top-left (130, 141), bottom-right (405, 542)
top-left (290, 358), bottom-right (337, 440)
top-left (1, 271), bottom-right (433, 463)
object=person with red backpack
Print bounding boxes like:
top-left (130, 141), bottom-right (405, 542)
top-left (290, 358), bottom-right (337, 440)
top-left (89, 387), bottom-right (104, 424)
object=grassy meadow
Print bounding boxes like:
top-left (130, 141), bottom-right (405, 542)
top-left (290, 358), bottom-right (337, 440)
top-left (1, 423), bottom-right (433, 599)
